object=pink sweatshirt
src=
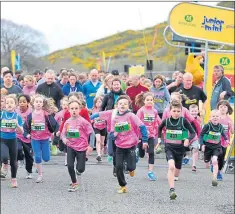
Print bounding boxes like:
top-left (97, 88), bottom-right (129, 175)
top-left (61, 116), bottom-right (93, 151)
top-left (98, 110), bottom-right (113, 132)
top-left (136, 106), bottom-right (161, 138)
top-left (23, 85), bottom-right (37, 96)
top-left (55, 109), bottom-right (66, 126)
top-left (219, 115), bottom-right (233, 148)
top-left (111, 111), bottom-right (144, 149)
top-left (91, 108), bottom-right (106, 130)
top-left (16, 106), bottom-right (32, 143)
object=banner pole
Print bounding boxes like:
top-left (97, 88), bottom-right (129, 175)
top-left (203, 41), bottom-right (209, 94)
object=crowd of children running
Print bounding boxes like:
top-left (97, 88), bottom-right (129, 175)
top-left (0, 70), bottom-right (234, 200)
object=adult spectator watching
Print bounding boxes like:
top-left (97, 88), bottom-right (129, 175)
top-left (1, 70), bottom-right (22, 95)
top-left (33, 69), bottom-right (43, 83)
top-left (167, 71), bottom-right (184, 94)
top-left (95, 74), bottom-right (114, 98)
top-left (82, 69), bottom-right (101, 109)
top-left (210, 65), bottom-right (234, 110)
top-left (1, 67), bottom-right (10, 86)
top-left (101, 78), bottom-right (126, 111)
top-left (166, 71), bottom-right (180, 85)
top-left (111, 70), bottom-right (127, 91)
top-left (175, 72), bottom-right (207, 114)
top-left (78, 73), bottom-right (88, 85)
top-left (36, 69), bottom-right (64, 108)
top-left (62, 72), bottom-right (82, 96)
top-left (56, 71), bottom-right (69, 88)
top-left (126, 75), bottom-right (149, 114)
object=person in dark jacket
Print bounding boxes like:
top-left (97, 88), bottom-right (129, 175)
top-left (62, 72), bottom-right (82, 96)
top-left (36, 69), bottom-right (64, 109)
top-left (101, 78), bottom-right (126, 111)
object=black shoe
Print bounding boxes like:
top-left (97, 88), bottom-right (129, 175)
top-left (113, 166), bottom-right (117, 177)
top-left (96, 156), bottom-right (102, 162)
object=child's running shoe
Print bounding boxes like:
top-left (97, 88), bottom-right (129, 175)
top-left (68, 183), bottom-right (79, 192)
top-left (129, 170), bottom-right (135, 177)
top-left (192, 166), bottom-right (197, 172)
top-left (212, 176), bottom-right (218, 186)
top-left (117, 186), bottom-right (127, 194)
top-left (36, 175), bottom-right (43, 183)
top-left (217, 172), bottom-right (223, 181)
top-left (96, 156), bottom-right (102, 162)
top-left (9, 178), bottom-right (18, 188)
top-left (155, 147), bottom-right (162, 154)
top-left (107, 155), bottom-right (113, 163)
top-left (147, 172), bottom-right (156, 181)
top-left (76, 169), bottom-right (81, 176)
top-left (169, 188), bottom-right (177, 200)
top-left (25, 173), bottom-right (32, 179)
top-left (174, 177), bottom-right (179, 181)
top-left (182, 157), bottom-right (190, 165)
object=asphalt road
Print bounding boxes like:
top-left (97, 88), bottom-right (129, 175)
top-left (1, 153), bottom-right (234, 214)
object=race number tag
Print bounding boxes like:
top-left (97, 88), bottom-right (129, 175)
top-left (66, 128), bottom-right (80, 138)
top-left (1, 119), bottom-right (16, 129)
top-left (143, 114), bottom-right (155, 122)
top-left (204, 131), bottom-right (221, 143)
top-left (94, 118), bottom-right (105, 124)
top-left (154, 98), bottom-right (163, 103)
top-left (114, 122), bottom-right (131, 133)
top-left (32, 123), bottom-right (45, 131)
top-left (166, 130), bottom-right (184, 140)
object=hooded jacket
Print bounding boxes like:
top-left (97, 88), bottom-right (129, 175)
top-left (62, 81), bottom-right (82, 96)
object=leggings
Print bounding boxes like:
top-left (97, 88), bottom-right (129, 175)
top-left (17, 139), bottom-right (34, 173)
top-left (138, 137), bottom-right (155, 164)
top-left (116, 146), bottom-right (136, 187)
top-left (1, 138), bottom-right (18, 178)
top-left (67, 146), bottom-right (86, 183)
top-left (218, 147), bottom-right (227, 171)
top-left (31, 139), bottom-right (50, 164)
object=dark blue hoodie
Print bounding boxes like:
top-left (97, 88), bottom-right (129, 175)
top-left (62, 81), bottom-right (82, 96)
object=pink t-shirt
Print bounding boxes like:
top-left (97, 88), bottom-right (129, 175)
top-left (111, 111), bottom-right (144, 149)
top-left (30, 111), bottom-right (52, 140)
top-left (16, 106), bottom-right (32, 143)
top-left (61, 116), bottom-right (93, 151)
top-left (55, 110), bottom-right (66, 126)
top-left (98, 110), bottom-right (113, 132)
top-left (136, 106), bottom-right (161, 138)
top-left (92, 108), bottom-right (106, 130)
top-left (219, 116), bottom-right (233, 147)
top-left (23, 85), bottom-right (37, 96)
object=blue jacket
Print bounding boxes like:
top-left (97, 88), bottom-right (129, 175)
top-left (62, 81), bottom-right (82, 96)
top-left (150, 85), bottom-right (170, 114)
top-left (82, 80), bottom-right (101, 109)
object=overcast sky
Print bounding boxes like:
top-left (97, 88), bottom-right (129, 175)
top-left (1, 1), bottom-right (217, 53)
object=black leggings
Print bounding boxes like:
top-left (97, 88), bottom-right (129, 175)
top-left (67, 146), bottom-right (86, 183)
top-left (1, 138), bottom-right (18, 178)
top-left (116, 146), bottom-right (136, 187)
top-left (17, 139), bottom-right (34, 173)
top-left (218, 147), bottom-right (227, 171)
top-left (138, 137), bottom-right (155, 164)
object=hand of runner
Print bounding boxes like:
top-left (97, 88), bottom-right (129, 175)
top-left (184, 139), bottom-right (189, 147)
top-left (226, 140), bottom-right (231, 146)
top-left (142, 142), bottom-right (148, 150)
top-left (63, 139), bottom-right (69, 145)
top-left (201, 145), bottom-right (205, 152)
top-left (26, 134), bottom-right (31, 139)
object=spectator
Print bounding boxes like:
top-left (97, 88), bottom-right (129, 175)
top-left (57, 71), bottom-right (69, 89)
top-left (36, 69), bottom-right (64, 109)
top-left (57, 68), bottom-right (67, 81)
top-left (36, 69), bottom-right (48, 86)
top-left (18, 76), bottom-right (25, 89)
top-left (166, 71), bottom-right (180, 85)
top-left (210, 65), bottom-right (234, 110)
top-left (78, 72), bottom-right (88, 85)
top-left (15, 70), bottom-right (23, 81)
top-left (23, 75), bottom-right (37, 96)
top-left (95, 74), bottom-right (114, 98)
top-left (82, 69), bottom-right (101, 109)
top-left (175, 72), bottom-right (207, 114)
top-left (1, 70), bottom-right (22, 95)
top-left (126, 75), bottom-right (149, 114)
top-left (143, 78), bottom-right (153, 89)
top-left (140, 74), bottom-right (147, 85)
top-left (101, 78), bottom-right (126, 111)
top-left (120, 72), bottom-right (128, 84)
top-left (167, 71), bottom-right (184, 94)
top-left (62, 72), bottom-right (82, 96)
top-left (98, 70), bottom-right (105, 82)
top-left (150, 75), bottom-right (170, 118)
top-left (111, 70), bottom-right (127, 91)
top-left (33, 69), bottom-right (43, 83)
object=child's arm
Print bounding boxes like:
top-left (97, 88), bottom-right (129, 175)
top-left (23, 114), bottom-right (31, 138)
top-left (183, 118), bottom-right (196, 147)
top-left (139, 125), bottom-right (148, 149)
top-left (221, 126), bottom-right (229, 144)
top-left (156, 119), bottom-right (166, 147)
top-left (16, 115), bottom-right (23, 134)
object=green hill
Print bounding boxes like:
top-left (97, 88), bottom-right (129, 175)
top-left (43, 1), bottom-right (233, 73)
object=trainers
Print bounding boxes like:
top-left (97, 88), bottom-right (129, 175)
top-left (96, 156), bottom-right (102, 162)
top-left (18, 160), bottom-right (24, 168)
top-left (155, 147), bottom-right (162, 154)
top-left (169, 188), bottom-right (177, 200)
top-left (117, 186), bottom-right (127, 194)
top-left (212, 176), bottom-right (218, 187)
top-left (182, 157), bottom-right (190, 165)
top-left (36, 175), bottom-right (43, 183)
top-left (129, 170), bottom-right (135, 177)
top-left (1, 165), bottom-right (8, 178)
top-left (174, 177), bottom-right (179, 181)
top-left (107, 155), bottom-right (113, 163)
top-left (76, 170), bottom-right (81, 176)
top-left (68, 183), bottom-right (79, 192)
top-left (217, 172), bottom-right (223, 181)
top-left (113, 167), bottom-right (117, 177)
top-left (147, 172), bottom-right (156, 181)
top-left (25, 173), bottom-right (32, 179)
top-left (9, 178), bottom-right (18, 188)
top-left (192, 166), bottom-right (197, 172)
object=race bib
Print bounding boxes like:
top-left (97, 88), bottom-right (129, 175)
top-left (94, 118), bottom-right (105, 124)
top-left (204, 131), bottom-right (221, 143)
top-left (143, 114), bottom-right (155, 122)
top-left (114, 122), bottom-right (131, 133)
top-left (32, 123), bottom-right (45, 131)
top-left (66, 128), bottom-right (80, 138)
top-left (89, 93), bottom-right (96, 97)
top-left (166, 130), bottom-right (187, 141)
top-left (1, 119), bottom-right (16, 129)
top-left (154, 98), bottom-right (163, 103)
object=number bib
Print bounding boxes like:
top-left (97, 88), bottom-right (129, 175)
top-left (1, 119), bottom-right (16, 129)
top-left (32, 123), bottom-right (45, 131)
top-left (154, 98), bottom-right (163, 103)
top-left (66, 128), bottom-right (80, 138)
top-left (114, 122), bottom-right (131, 133)
top-left (166, 130), bottom-right (184, 141)
top-left (94, 118), bottom-right (105, 124)
top-left (143, 114), bottom-right (155, 123)
top-left (204, 131), bottom-right (221, 144)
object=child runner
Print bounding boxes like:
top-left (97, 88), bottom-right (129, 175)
top-left (216, 100), bottom-right (234, 180)
top-left (54, 97), bottom-right (69, 166)
top-left (61, 100), bottom-right (93, 192)
top-left (200, 109), bottom-right (229, 187)
top-left (0, 94), bottom-right (23, 187)
top-left (158, 101), bottom-right (196, 200)
top-left (16, 94), bottom-right (34, 179)
top-left (136, 92), bottom-right (162, 181)
top-left (23, 94), bottom-right (58, 183)
top-left (91, 96), bottom-right (107, 162)
top-left (110, 95), bottom-right (148, 194)
top-left (23, 75), bottom-right (37, 96)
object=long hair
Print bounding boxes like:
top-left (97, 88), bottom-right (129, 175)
top-left (135, 92), bottom-right (154, 108)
